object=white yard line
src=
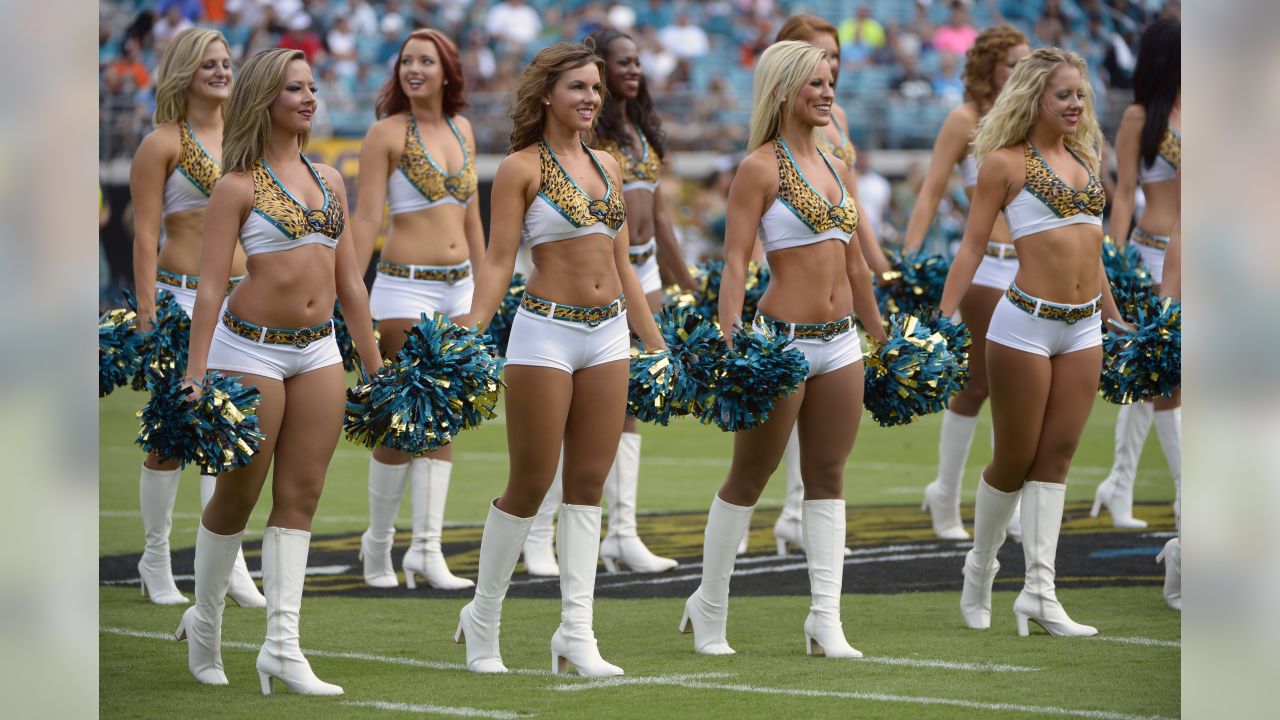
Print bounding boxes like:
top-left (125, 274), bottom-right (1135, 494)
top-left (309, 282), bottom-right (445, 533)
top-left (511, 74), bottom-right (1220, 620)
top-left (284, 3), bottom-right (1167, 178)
top-left (1090, 636), bottom-right (1181, 649)
top-left (550, 677), bottom-right (1174, 720)
top-left (342, 700), bottom-right (530, 718)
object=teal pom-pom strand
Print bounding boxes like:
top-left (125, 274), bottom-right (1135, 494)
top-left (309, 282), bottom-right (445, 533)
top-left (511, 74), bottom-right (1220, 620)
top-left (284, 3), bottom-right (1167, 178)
top-left (1102, 237), bottom-right (1155, 319)
top-left (100, 307), bottom-right (144, 397)
top-left (332, 300), bottom-right (359, 372)
top-left (1101, 295), bottom-right (1181, 404)
top-left (933, 315), bottom-right (972, 396)
top-left (627, 348), bottom-right (683, 425)
top-left (653, 305), bottom-right (726, 415)
top-left (481, 273), bottom-right (526, 356)
top-left (699, 325), bottom-right (807, 432)
top-left (664, 260), bottom-right (769, 325)
top-left (136, 371), bottom-right (265, 473)
top-left (129, 290), bottom-right (190, 391)
top-left (344, 313), bottom-right (502, 453)
top-left (876, 250), bottom-right (951, 317)
top-left (863, 313), bottom-right (962, 427)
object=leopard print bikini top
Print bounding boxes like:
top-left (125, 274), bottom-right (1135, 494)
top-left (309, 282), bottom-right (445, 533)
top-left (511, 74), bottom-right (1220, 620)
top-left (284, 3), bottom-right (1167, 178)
top-left (521, 139), bottom-right (627, 247)
top-left (241, 155), bottom-right (345, 256)
top-left (163, 121), bottom-right (221, 216)
top-left (596, 124), bottom-right (661, 192)
top-left (387, 114), bottom-right (477, 214)
top-left (758, 136), bottom-right (858, 253)
top-left (1004, 142), bottom-right (1104, 241)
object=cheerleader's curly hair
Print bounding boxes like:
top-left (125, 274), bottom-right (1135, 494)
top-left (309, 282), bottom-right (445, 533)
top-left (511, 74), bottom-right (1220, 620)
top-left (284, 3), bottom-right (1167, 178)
top-left (507, 43), bottom-right (605, 153)
top-left (962, 24), bottom-right (1029, 116)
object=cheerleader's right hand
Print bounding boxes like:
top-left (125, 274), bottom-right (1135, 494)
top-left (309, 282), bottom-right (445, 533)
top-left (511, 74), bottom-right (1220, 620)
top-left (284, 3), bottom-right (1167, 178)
top-left (136, 305), bottom-right (156, 334)
top-left (180, 375), bottom-right (203, 403)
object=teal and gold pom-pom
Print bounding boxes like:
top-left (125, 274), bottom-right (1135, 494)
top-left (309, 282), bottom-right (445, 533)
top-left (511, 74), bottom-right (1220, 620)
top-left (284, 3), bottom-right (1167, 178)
top-left (128, 290), bottom-right (190, 391)
top-left (136, 371), bottom-right (265, 473)
top-left (100, 308), bottom-right (144, 397)
top-left (875, 250), bottom-right (952, 317)
top-left (482, 273), bottom-right (527, 356)
top-left (627, 348), bottom-right (682, 425)
top-left (662, 260), bottom-right (769, 325)
top-left (345, 313), bottom-right (502, 453)
top-left (653, 305), bottom-right (726, 416)
top-left (332, 300), bottom-right (359, 372)
top-left (1101, 295), bottom-right (1181, 404)
top-left (1102, 237), bottom-right (1155, 319)
top-left (699, 325), bottom-right (807, 432)
top-left (863, 314), bottom-right (961, 427)
top-left (933, 315), bottom-right (972, 396)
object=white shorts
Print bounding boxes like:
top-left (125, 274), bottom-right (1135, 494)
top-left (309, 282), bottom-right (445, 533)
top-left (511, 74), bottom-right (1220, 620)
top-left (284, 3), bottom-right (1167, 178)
top-left (206, 309), bottom-right (342, 381)
top-left (986, 286), bottom-right (1102, 358)
top-left (754, 314), bottom-right (863, 380)
top-left (629, 239), bottom-right (661, 295)
top-left (368, 261), bottom-right (474, 321)
top-left (504, 296), bottom-right (630, 374)
top-left (972, 243), bottom-right (1019, 290)
top-left (1132, 229), bottom-right (1168, 284)
top-left (156, 273), bottom-right (244, 316)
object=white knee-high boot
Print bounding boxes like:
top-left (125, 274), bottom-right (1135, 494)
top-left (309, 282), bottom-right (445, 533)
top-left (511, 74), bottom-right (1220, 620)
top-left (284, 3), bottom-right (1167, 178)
top-left (801, 500), bottom-right (861, 658)
top-left (774, 425), bottom-right (805, 555)
top-left (680, 495), bottom-right (753, 655)
top-left (139, 465), bottom-right (187, 605)
top-left (1155, 537), bottom-right (1181, 611)
top-left (522, 457), bottom-right (562, 577)
top-left (1091, 402), bottom-right (1154, 528)
top-left (1013, 481), bottom-right (1097, 637)
top-left (960, 478), bottom-right (1020, 629)
top-left (552, 504), bottom-right (624, 676)
top-left (456, 500), bottom-right (534, 673)
top-left (175, 524), bottom-right (241, 684)
top-left (403, 458), bottom-right (474, 590)
top-left (923, 410), bottom-right (977, 540)
top-left (601, 432), bottom-right (677, 573)
top-left (360, 458), bottom-right (408, 588)
top-left (201, 474), bottom-right (265, 607)
top-left (256, 527), bottom-right (343, 695)
top-left (1153, 407), bottom-right (1181, 530)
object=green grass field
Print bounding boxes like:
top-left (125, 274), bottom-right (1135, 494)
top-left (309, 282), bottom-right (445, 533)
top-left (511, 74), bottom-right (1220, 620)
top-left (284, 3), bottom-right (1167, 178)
top-left (100, 383), bottom-right (1180, 718)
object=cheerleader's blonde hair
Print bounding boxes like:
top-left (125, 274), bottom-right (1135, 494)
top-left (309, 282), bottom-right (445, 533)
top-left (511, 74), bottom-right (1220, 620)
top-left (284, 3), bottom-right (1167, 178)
top-left (222, 49), bottom-right (308, 174)
top-left (153, 28), bottom-right (230, 126)
top-left (746, 41), bottom-right (828, 152)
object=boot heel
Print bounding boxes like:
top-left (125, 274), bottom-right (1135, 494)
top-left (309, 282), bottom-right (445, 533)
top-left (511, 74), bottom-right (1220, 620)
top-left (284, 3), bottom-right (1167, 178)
top-left (174, 616), bottom-right (187, 641)
top-left (453, 622), bottom-right (465, 644)
top-left (140, 580), bottom-right (148, 598)
top-left (1089, 490), bottom-right (1105, 518)
top-left (551, 650), bottom-right (567, 674)
top-left (678, 610), bottom-right (691, 634)
top-left (404, 570), bottom-right (418, 590)
top-left (1014, 611), bottom-right (1030, 637)
top-left (258, 670), bottom-right (273, 696)
top-left (601, 556), bottom-right (620, 574)
top-left (775, 539), bottom-right (788, 556)
top-left (804, 633), bottom-right (819, 656)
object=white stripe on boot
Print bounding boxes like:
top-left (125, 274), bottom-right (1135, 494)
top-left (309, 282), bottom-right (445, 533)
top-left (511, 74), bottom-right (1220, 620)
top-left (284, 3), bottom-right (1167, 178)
top-left (960, 478), bottom-right (1020, 629)
top-left (256, 527), bottom-right (343, 695)
top-left (201, 474), bottom-right (266, 607)
top-left (680, 495), bottom-right (754, 655)
top-left (1091, 402), bottom-right (1153, 528)
top-left (403, 458), bottom-right (474, 590)
top-left (139, 465), bottom-right (188, 605)
top-left (552, 504), bottom-right (624, 676)
top-left (359, 458), bottom-right (408, 588)
top-left (456, 500), bottom-right (534, 673)
top-left (1013, 481), bottom-right (1097, 637)
top-left (801, 500), bottom-right (861, 658)
top-left (1153, 407), bottom-right (1181, 531)
top-left (175, 524), bottom-right (240, 684)
top-left (522, 456), bottom-right (562, 577)
top-left (601, 432), bottom-right (677, 573)
top-left (923, 410), bottom-right (978, 540)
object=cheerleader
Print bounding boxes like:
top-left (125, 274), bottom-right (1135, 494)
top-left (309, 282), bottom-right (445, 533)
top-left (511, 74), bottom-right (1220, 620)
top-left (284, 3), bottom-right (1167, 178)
top-left (940, 48), bottom-right (1125, 637)
top-left (1092, 19), bottom-right (1181, 529)
top-left (178, 49), bottom-right (381, 693)
top-left (902, 24), bottom-right (1030, 541)
top-left (454, 43), bottom-right (666, 676)
top-left (681, 41), bottom-right (887, 658)
top-left (769, 14), bottom-right (894, 557)
top-left (1155, 211), bottom-right (1181, 611)
top-left (128, 27), bottom-right (263, 608)
top-left (350, 29), bottom-right (482, 590)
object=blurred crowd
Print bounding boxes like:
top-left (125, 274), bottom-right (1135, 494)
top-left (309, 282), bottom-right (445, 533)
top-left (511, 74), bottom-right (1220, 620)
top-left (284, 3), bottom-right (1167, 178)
top-left (100, 0), bottom-right (1180, 156)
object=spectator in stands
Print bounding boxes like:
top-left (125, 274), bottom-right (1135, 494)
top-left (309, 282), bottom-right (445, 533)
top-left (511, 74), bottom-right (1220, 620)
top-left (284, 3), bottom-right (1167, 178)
top-left (855, 149), bottom-right (892, 246)
top-left (1108, 0), bottom-right (1150, 33)
top-left (894, 52), bottom-right (933, 100)
top-left (636, 23), bottom-right (677, 88)
top-left (635, 0), bottom-right (674, 32)
top-left (486, 0), bottom-right (543, 55)
top-left (103, 37), bottom-right (152, 96)
top-left (1036, 0), bottom-right (1072, 47)
top-left (659, 10), bottom-right (710, 60)
top-left (216, 2), bottom-right (253, 61)
top-left (905, 0), bottom-right (935, 53)
top-left (157, 0), bottom-right (205, 23)
top-left (932, 52), bottom-right (965, 104)
top-left (738, 14), bottom-right (774, 69)
top-left (932, 1), bottom-right (978, 58)
top-left (838, 4), bottom-right (886, 68)
top-left (376, 13), bottom-right (407, 66)
top-left (461, 28), bottom-right (497, 91)
top-left (153, 5), bottom-right (195, 56)
top-left (327, 15), bottom-right (359, 78)
top-left (279, 13), bottom-right (325, 64)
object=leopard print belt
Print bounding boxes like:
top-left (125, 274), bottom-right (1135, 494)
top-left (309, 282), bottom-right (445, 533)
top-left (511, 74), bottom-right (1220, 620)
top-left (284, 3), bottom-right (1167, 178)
top-left (519, 293), bottom-right (625, 327)
top-left (756, 312), bottom-right (854, 341)
top-left (1131, 228), bottom-right (1169, 250)
top-left (222, 310), bottom-right (334, 348)
top-left (157, 269), bottom-right (242, 294)
top-left (985, 242), bottom-right (1018, 259)
top-left (376, 259), bottom-right (472, 283)
top-left (1004, 284), bottom-right (1100, 325)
